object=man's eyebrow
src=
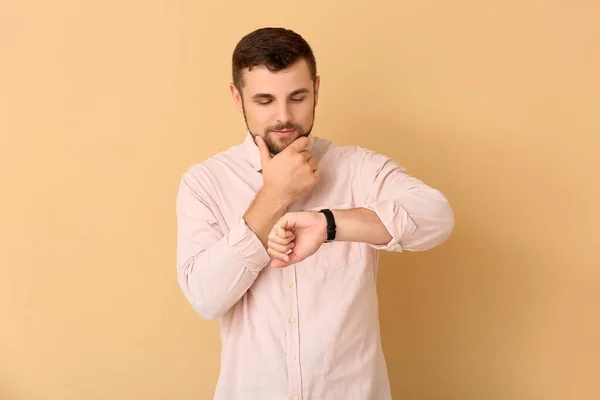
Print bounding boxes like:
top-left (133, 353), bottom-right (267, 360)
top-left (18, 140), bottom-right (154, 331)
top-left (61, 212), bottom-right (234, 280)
top-left (251, 93), bottom-right (274, 100)
top-left (289, 88), bottom-right (309, 97)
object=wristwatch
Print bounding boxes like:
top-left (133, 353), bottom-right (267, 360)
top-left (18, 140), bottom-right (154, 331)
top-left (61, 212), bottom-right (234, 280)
top-left (319, 209), bottom-right (336, 243)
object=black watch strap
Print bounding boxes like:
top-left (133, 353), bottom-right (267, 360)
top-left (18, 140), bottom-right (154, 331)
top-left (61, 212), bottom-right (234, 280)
top-left (319, 209), bottom-right (336, 243)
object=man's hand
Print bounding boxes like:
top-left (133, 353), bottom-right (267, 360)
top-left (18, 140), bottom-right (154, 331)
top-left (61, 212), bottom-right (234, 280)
top-left (267, 211), bottom-right (327, 268)
top-left (267, 207), bottom-right (395, 267)
top-left (242, 136), bottom-right (321, 250)
top-left (257, 136), bottom-right (321, 204)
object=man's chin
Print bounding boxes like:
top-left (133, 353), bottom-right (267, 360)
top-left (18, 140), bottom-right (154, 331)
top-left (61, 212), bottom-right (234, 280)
top-left (267, 133), bottom-right (297, 148)
top-left (264, 129), bottom-right (311, 153)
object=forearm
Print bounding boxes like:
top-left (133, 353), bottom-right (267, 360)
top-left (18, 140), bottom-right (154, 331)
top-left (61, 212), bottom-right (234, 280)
top-left (331, 207), bottom-right (393, 246)
top-left (176, 173), bottom-right (283, 321)
top-left (178, 188), bottom-right (290, 320)
top-left (243, 188), bottom-right (291, 248)
top-left (328, 193), bottom-right (453, 251)
top-left (178, 218), bottom-right (271, 320)
top-left (365, 189), bottom-right (454, 251)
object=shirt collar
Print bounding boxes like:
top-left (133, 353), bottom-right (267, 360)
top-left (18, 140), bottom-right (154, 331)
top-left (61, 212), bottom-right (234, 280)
top-left (243, 131), bottom-right (316, 172)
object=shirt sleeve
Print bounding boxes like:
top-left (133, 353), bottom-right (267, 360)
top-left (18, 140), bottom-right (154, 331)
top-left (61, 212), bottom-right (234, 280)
top-left (357, 148), bottom-right (455, 252)
top-left (176, 169), bottom-right (270, 320)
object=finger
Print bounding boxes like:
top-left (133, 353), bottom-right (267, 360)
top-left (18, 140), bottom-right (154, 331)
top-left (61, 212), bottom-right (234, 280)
top-left (299, 150), bottom-right (312, 161)
top-left (308, 157), bottom-right (318, 171)
top-left (271, 249), bottom-right (300, 268)
top-left (273, 213), bottom-right (297, 240)
top-left (268, 240), bottom-right (295, 255)
top-left (255, 136), bottom-right (272, 166)
top-left (283, 136), bottom-right (309, 154)
top-left (268, 232), bottom-right (294, 246)
top-left (313, 168), bottom-right (322, 181)
top-left (268, 230), bottom-right (294, 245)
top-left (275, 224), bottom-right (293, 240)
top-left (268, 247), bottom-right (291, 263)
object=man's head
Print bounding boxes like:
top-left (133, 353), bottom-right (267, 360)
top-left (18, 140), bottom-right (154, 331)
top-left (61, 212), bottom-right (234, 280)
top-left (230, 27), bottom-right (320, 155)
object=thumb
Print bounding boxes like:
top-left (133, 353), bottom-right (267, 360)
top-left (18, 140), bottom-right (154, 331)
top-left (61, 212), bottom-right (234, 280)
top-left (255, 136), bottom-right (272, 166)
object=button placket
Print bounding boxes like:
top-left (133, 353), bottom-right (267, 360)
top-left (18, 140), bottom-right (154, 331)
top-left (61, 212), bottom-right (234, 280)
top-left (283, 265), bottom-right (302, 398)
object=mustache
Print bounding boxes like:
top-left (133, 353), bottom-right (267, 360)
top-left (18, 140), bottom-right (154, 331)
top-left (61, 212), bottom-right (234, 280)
top-left (267, 123), bottom-right (302, 132)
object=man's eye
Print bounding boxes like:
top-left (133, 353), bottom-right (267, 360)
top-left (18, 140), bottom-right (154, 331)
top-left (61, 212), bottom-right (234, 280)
top-left (257, 100), bottom-right (272, 105)
top-left (291, 97), bottom-right (305, 102)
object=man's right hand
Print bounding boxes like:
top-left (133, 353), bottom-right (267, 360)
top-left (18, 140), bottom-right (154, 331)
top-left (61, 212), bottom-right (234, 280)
top-left (256, 135), bottom-right (322, 204)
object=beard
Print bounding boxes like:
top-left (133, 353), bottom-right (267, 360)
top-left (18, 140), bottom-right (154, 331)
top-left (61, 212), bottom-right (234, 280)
top-left (242, 101), bottom-right (315, 155)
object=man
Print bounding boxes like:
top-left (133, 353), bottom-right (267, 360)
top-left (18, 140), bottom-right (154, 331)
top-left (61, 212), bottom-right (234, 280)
top-left (176, 27), bottom-right (454, 400)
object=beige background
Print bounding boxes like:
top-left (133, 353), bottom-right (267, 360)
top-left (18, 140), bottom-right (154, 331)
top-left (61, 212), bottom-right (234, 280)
top-left (1, 1), bottom-right (599, 399)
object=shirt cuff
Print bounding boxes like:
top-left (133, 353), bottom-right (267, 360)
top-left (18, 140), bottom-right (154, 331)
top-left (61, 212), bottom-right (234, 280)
top-left (364, 199), bottom-right (417, 251)
top-left (227, 217), bottom-right (271, 274)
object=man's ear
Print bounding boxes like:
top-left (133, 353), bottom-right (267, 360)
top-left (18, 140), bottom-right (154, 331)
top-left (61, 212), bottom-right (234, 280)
top-left (230, 83), bottom-right (243, 113)
top-left (314, 76), bottom-right (321, 107)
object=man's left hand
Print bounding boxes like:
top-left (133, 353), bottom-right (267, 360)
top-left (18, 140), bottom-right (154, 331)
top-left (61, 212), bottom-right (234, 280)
top-left (267, 211), bottom-right (327, 268)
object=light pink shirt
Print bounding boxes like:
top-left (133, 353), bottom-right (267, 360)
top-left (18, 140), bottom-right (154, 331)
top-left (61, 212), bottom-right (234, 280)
top-left (176, 132), bottom-right (454, 399)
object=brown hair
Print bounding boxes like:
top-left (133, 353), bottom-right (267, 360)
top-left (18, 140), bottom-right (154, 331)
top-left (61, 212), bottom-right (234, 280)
top-left (232, 27), bottom-right (317, 91)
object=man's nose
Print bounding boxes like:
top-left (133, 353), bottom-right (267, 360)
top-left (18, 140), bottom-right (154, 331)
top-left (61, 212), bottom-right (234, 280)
top-left (276, 104), bottom-right (292, 124)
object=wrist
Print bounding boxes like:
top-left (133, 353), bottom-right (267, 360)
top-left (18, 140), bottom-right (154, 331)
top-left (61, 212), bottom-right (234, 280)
top-left (259, 186), bottom-right (294, 209)
top-left (319, 209), bottom-right (337, 243)
top-left (315, 210), bottom-right (328, 243)
top-left (259, 187), bottom-right (292, 210)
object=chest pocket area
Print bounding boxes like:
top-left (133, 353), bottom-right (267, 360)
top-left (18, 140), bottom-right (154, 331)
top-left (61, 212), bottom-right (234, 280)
top-left (307, 239), bottom-right (364, 270)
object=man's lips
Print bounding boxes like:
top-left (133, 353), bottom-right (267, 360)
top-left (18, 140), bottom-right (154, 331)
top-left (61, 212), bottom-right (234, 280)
top-left (272, 129), bottom-right (297, 137)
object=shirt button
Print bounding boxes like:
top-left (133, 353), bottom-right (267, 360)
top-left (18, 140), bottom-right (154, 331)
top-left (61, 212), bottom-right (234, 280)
top-left (292, 396), bottom-right (299, 400)
top-left (290, 355), bottom-right (296, 361)
top-left (287, 281), bottom-right (293, 288)
top-left (289, 317), bottom-right (296, 324)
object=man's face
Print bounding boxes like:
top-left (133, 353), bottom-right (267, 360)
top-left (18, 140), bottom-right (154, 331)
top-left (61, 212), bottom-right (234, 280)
top-left (231, 59), bottom-right (320, 155)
